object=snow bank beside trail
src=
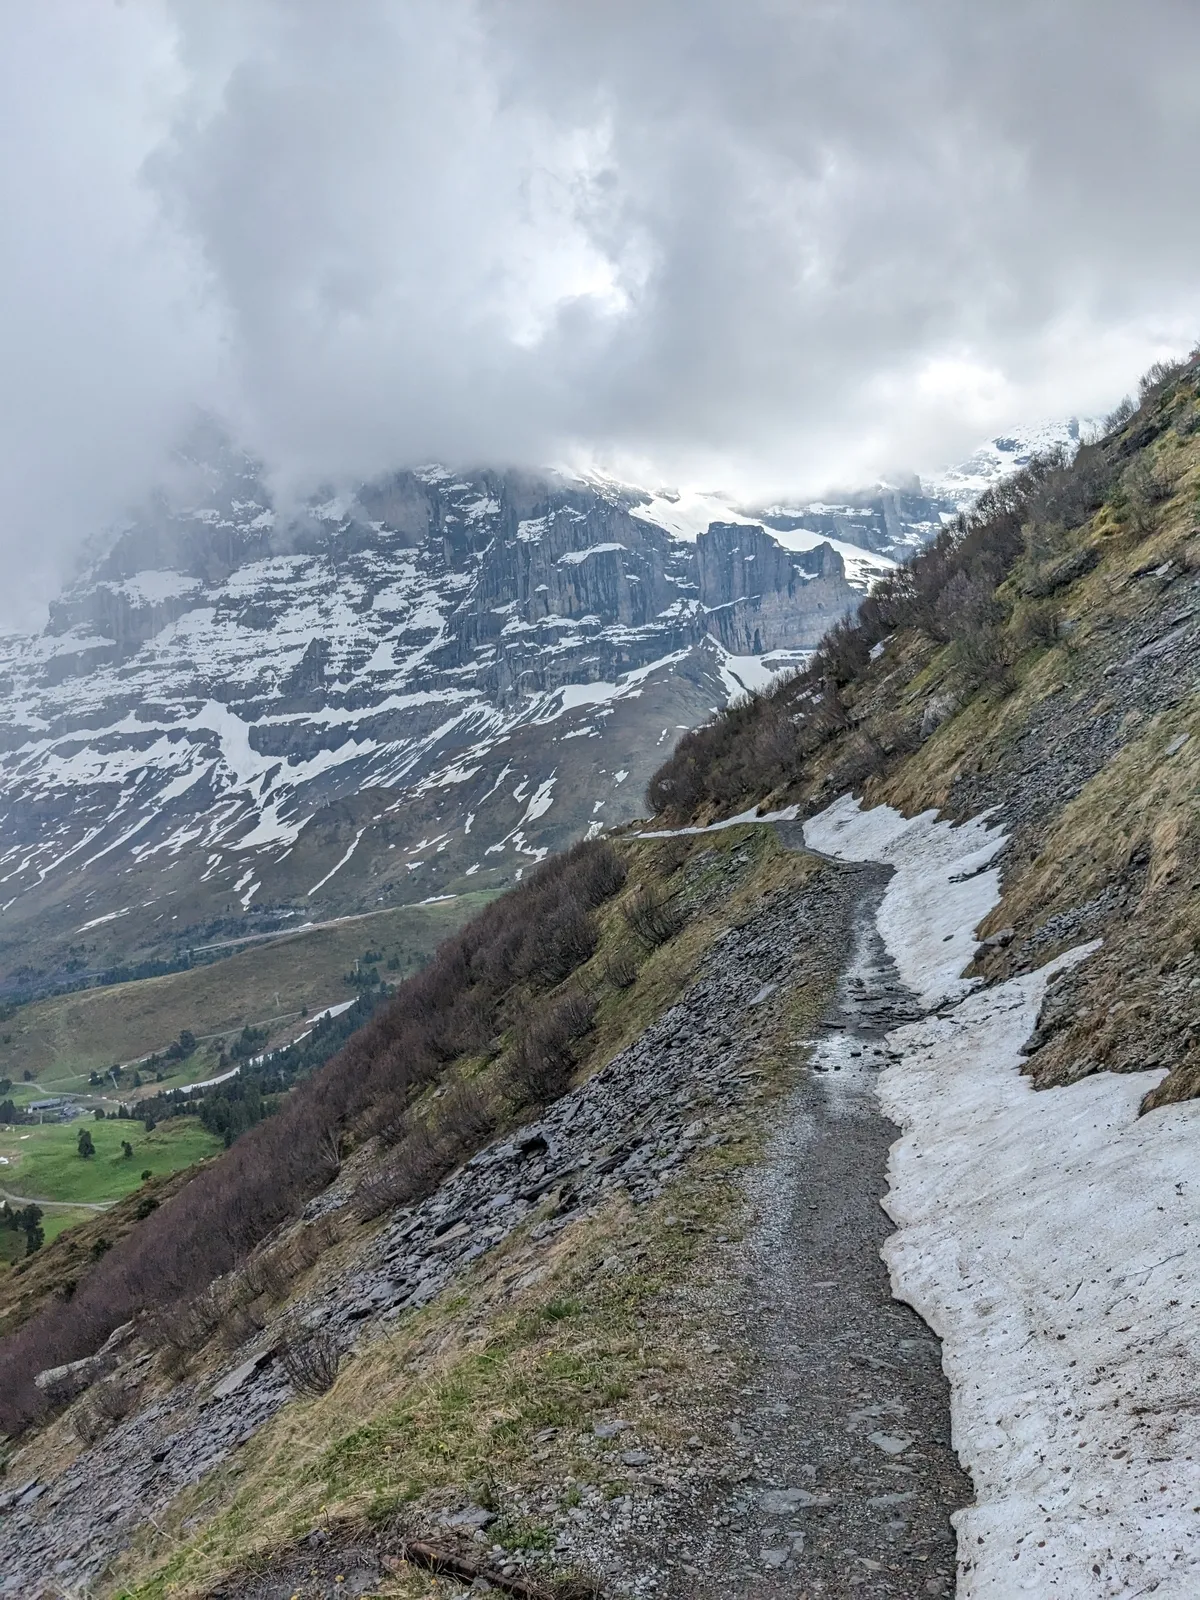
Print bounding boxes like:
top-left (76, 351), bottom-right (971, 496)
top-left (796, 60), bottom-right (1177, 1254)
top-left (804, 791), bottom-right (1005, 1011)
top-left (805, 792), bottom-right (1200, 1598)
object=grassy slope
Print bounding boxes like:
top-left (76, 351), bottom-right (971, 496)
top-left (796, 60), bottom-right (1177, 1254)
top-left (103, 828), bottom-right (836, 1599)
top-left (1, 896), bottom-right (491, 1095)
top-left (0, 1118), bottom-right (221, 1205)
top-left (654, 372), bottom-right (1200, 1105)
top-left (0, 1165), bottom-right (199, 1339)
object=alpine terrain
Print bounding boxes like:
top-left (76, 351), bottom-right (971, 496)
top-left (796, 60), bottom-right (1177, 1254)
top-left (6, 376), bottom-right (1196, 1600)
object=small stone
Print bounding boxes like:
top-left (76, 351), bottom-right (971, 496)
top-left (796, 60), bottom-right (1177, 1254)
top-left (760, 1488), bottom-right (830, 1514)
top-left (441, 1504), bottom-right (496, 1531)
top-left (868, 1432), bottom-right (914, 1456)
top-left (620, 1449), bottom-right (653, 1467)
top-left (594, 1419), bottom-right (631, 1439)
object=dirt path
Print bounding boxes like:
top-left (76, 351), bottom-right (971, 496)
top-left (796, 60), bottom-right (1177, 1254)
top-left (690, 875), bottom-right (967, 1596)
top-left (588, 854), bottom-right (970, 1598)
top-left (0, 1186), bottom-right (112, 1212)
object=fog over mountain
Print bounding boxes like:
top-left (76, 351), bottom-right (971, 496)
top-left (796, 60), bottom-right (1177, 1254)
top-left (3, 0), bottom-right (1200, 625)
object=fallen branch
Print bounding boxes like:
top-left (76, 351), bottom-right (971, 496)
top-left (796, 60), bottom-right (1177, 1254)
top-left (385, 1539), bottom-right (602, 1599)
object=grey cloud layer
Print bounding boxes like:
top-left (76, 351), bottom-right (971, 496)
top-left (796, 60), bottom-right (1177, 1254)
top-left (2, 0), bottom-right (1199, 624)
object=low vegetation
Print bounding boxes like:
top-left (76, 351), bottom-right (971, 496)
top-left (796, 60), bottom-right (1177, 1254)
top-left (0, 894), bottom-right (487, 1093)
top-left (0, 842), bottom-right (629, 1436)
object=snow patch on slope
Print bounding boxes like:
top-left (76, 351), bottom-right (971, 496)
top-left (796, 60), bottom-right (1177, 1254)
top-left (805, 793), bottom-right (1200, 1597)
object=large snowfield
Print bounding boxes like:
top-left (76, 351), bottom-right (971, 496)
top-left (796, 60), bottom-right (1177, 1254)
top-left (806, 795), bottom-right (1200, 1597)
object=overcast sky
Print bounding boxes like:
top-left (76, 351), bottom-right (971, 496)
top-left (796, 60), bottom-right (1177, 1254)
top-left (2, 0), bottom-right (1200, 626)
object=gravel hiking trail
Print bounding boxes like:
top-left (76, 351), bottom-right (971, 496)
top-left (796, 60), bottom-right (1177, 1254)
top-left (580, 847), bottom-right (971, 1599)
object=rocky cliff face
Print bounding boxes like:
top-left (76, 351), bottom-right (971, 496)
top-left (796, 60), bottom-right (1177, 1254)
top-left (0, 422), bottom-right (1062, 992)
top-left (696, 522), bottom-right (860, 652)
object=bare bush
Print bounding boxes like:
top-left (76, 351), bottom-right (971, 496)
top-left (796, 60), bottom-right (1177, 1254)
top-left (553, 987), bottom-right (597, 1041)
top-left (1104, 395), bottom-right (1136, 433)
top-left (603, 942), bottom-right (640, 990)
top-left (1123, 456), bottom-right (1174, 537)
top-left (507, 1007), bottom-right (576, 1105)
top-left (241, 1252), bottom-right (288, 1304)
top-left (516, 894), bottom-right (597, 987)
top-left (1010, 600), bottom-right (1061, 655)
top-left (279, 1328), bottom-right (341, 1397)
top-left (821, 617), bottom-right (871, 684)
top-left (950, 626), bottom-right (1014, 696)
top-left (651, 836), bottom-right (691, 878)
top-left (72, 1402), bottom-right (105, 1446)
top-left (150, 1289), bottom-right (221, 1354)
top-left (622, 886), bottom-right (686, 949)
top-left (221, 1302), bottom-right (266, 1350)
top-left (933, 570), bottom-right (1004, 642)
top-left (438, 1079), bottom-right (497, 1145)
top-left (92, 1377), bottom-right (135, 1424)
top-left (1138, 357), bottom-right (1190, 407)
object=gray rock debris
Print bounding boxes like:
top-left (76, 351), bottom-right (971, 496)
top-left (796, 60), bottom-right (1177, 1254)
top-left (0, 865), bottom-right (852, 1598)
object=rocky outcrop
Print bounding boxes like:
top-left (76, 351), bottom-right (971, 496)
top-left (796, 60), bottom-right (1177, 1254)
top-left (696, 523), bottom-right (860, 651)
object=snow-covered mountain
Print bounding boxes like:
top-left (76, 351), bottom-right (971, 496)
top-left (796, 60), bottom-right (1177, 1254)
top-left (0, 421), bottom-right (1060, 994)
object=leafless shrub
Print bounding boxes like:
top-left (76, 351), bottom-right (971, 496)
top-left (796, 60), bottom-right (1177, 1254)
top-left (821, 616), bottom-right (871, 685)
top-left (1123, 456), bottom-right (1174, 537)
top-left (1138, 357), bottom-right (1190, 407)
top-left (438, 1079), bottom-right (497, 1145)
top-left (950, 626), bottom-right (1014, 696)
top-left (1010, 600), bottom-right (1061, 655)
top-left (1104, 395), bottom-right (1136, 433)
top-left (220, 1302), bottom-right (266, 1350)
top-left (516, 893), bottom-right (598, 987)
top-left (353, 1119), bottom-right (447, 1222)
top-left (92, 1377), bottom-right (135, 1424)
top-left (933, 570), bottom-right (1004, 642)
top-left (287, 1220), bottom-right (330, 1274)
top-left (649, 835), bottom-right (690, 880)
top-left (507, 1007), bottom-right (576, 1105)
top-left (150, 1288), bottom-right (221, 1354)
top-left (553, 987), bottom-right (597, 1041)
top-left (622, 886), bottom-right (686, 949)
top-left (241, 1251), bottom-right (289, 1304)
top-left (72, 1403), bottom-right (106, 1446)
top-left (603, 942), bottom-right (640, 990)
top-left (826, 731), bottom-right (888, 791)
top-left (279, 1328), bottom-right (341, 1397)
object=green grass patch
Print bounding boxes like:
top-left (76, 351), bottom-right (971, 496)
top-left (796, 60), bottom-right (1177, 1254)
top-left (0, 1117), bottom-right (221, 1205)
top-left (1, 895), bottom-right (492, 1095)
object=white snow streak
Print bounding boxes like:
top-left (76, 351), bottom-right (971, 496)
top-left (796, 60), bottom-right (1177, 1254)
top-left (307, 827), bottom-right (365, 897)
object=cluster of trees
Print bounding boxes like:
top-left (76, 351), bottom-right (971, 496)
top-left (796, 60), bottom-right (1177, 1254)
top-left (0, 1093), bottom-right (31, 1126)
top-left (0, 839), bottom-right (627, 1436)
top-left (91, 1103), bottom-right (154, 1130)
top-left (135, 989), bottom-right (389, 1146)
top-left (1, 1202), bottom-right (43, 1256)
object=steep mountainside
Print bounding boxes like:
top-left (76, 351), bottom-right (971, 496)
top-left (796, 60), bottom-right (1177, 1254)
top-left (0, 421), bottom-right (1079, 1000)
top-left (0, 385), bottom-right (1191, 1600)
top-left (0, 433), bottom-right (913, 996)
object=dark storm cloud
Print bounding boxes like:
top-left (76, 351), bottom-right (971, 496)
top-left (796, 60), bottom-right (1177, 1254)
top-left (2, 0), bottom-right (1199, 624)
